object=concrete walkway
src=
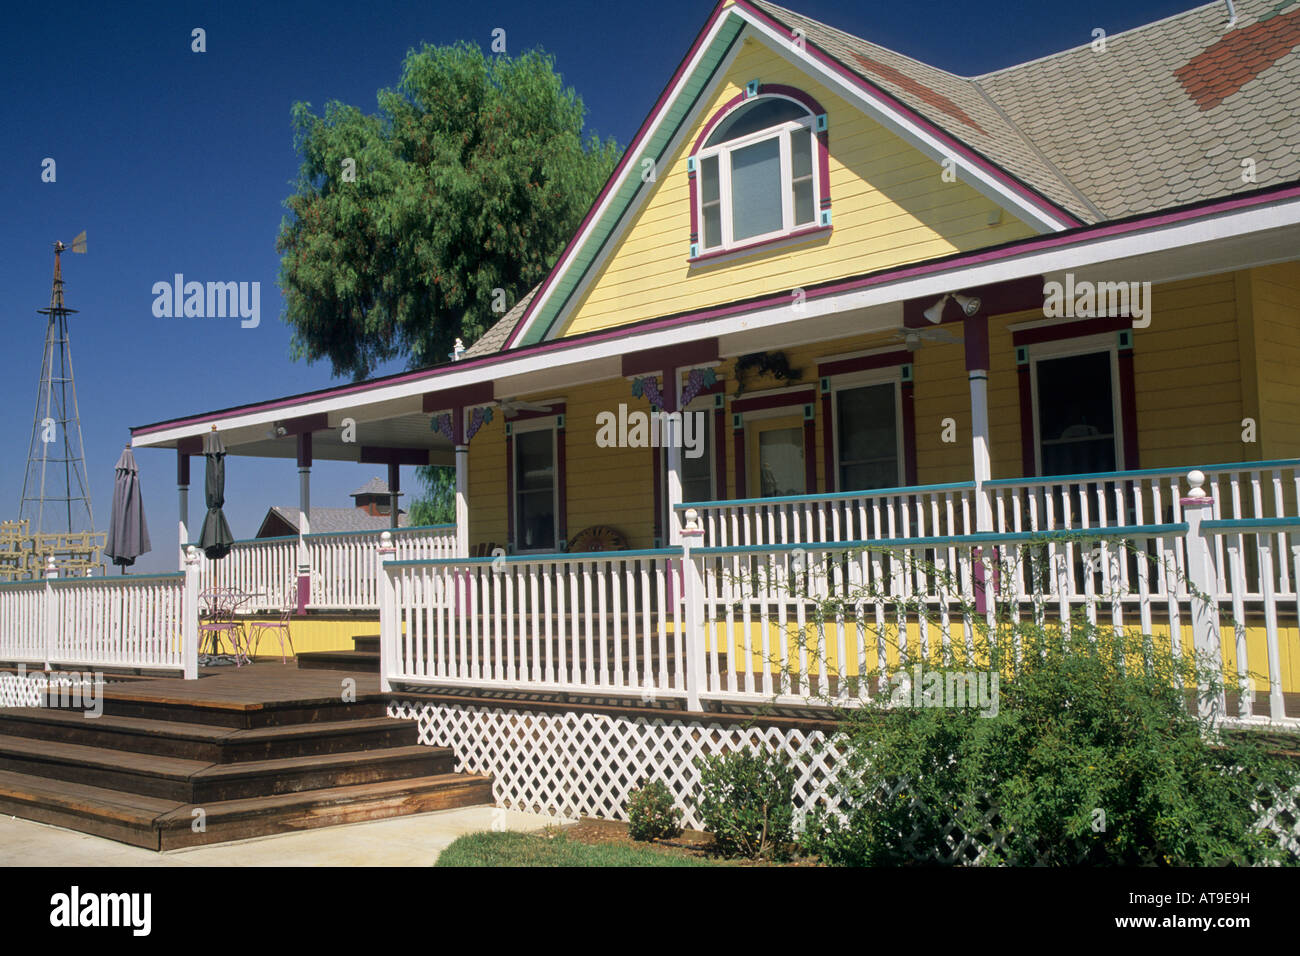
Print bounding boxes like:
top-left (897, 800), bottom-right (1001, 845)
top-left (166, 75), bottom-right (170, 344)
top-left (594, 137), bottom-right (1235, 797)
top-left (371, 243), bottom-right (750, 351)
top-left (0, 806), bottom-right (565, 866)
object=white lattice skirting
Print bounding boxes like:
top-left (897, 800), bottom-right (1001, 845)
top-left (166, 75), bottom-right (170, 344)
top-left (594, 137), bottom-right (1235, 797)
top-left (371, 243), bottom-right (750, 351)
top-left (389, 699), bottom-right (1300, 863)
top-left (0, 672), bottom-right (45, 708)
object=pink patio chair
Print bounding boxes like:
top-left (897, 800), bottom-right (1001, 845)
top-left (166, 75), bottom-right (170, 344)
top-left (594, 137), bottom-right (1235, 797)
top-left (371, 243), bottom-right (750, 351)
top-left (247, 586), bottom-right (296, 663)
top-left (198, 587), bottom-right (250, 664)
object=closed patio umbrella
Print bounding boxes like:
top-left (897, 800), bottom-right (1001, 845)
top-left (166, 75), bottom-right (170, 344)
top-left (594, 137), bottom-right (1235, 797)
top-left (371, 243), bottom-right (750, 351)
top-left (198, 426), bottom-right (234, 560)
top-left (105, 444), bottom-right (151, 571)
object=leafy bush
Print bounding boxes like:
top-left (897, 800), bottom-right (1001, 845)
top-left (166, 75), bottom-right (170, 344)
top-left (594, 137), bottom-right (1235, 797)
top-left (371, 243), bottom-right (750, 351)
top-left (801, 623), bottom-right (1300, 866)
top-left (696, 748), bottom-right (796, 860)
top-left (626, 780), bottom-right (682, 842)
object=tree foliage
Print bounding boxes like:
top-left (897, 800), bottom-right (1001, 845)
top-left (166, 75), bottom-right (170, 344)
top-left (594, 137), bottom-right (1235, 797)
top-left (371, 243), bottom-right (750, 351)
top-left (277, 41), bottom-right (621, 380)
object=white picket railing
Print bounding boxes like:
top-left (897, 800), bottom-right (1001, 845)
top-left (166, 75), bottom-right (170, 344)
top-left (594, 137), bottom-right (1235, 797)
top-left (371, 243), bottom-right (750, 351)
top-left (193, 536), bottom-right (298, 612)
top-left (380, 548), bottom-right (687, 699)
top-left (379, 473), bottom-right (1298, 727)
top-left (191, 524), bottom-right (458, 612)
top-left (680, 481), bottom-right (976, 548)
top-left (309, 525), bottom-right (456, 611)
top-left (0, 564), bottom-right (199, 677)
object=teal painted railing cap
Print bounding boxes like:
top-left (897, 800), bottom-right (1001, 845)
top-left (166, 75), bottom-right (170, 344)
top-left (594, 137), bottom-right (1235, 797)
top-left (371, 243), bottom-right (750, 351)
top-left (387, 547), bottom-right (683, 568)
top-left (984, 458), bottom-right (1300, 488)
top-left (676, 481), bottom-right (976, 511)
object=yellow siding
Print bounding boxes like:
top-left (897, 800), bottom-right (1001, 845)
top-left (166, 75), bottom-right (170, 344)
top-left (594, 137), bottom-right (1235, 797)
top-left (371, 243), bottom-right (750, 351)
top-left (245, 615), bottom-right (376, 657)
top-left (556, 37), bottom-right (1036, 338)
top-left (1251, 262), bottom-right (1300, 460)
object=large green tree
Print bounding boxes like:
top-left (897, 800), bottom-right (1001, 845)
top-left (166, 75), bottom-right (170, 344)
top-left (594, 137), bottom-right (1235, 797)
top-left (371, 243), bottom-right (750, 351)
top-left (278, 41), bottom-right (621, 522)
top-left (277, 41), bottom-right (621, 380)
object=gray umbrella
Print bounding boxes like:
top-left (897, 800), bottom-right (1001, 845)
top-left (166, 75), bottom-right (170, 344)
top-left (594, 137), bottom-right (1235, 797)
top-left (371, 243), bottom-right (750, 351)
top-left (105, 444), bottom-right (151, 570)
top-left (198, 427), bottom-right (235, 560)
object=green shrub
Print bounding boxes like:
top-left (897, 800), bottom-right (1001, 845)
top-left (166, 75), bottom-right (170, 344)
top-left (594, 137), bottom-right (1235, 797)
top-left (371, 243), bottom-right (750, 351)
top-left (696, 748), bottom-right (796, 860)
top-left (801, 623), bottom-right (1300, 866)
top-left (626, 780), bottom-right (682, 842)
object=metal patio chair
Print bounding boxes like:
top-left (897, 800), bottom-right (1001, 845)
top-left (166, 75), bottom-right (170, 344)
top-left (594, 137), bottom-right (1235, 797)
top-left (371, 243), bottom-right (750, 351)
top-left (247, 585), bottom-right (296, 663)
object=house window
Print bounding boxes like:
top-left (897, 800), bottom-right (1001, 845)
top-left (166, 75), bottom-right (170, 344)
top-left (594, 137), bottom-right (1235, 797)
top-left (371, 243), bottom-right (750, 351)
top-left (1031, 346), bottom-right (1119, 476)
top-left (513, 425), bottom-right (557, 552)
top-left (755, 425), bottom-right (805, 497)
top-left (695, 97), bottom-right (820, 253)
top-left (836, 381), bottom-right (901, 490)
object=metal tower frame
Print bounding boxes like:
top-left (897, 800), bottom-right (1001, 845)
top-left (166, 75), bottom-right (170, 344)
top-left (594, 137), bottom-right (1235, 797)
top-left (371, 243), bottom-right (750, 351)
top-left (19, 235), bottom-right (96, 536)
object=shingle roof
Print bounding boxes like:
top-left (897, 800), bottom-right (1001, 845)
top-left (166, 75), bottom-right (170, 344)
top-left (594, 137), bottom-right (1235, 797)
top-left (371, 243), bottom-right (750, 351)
top-left (752, 0), bottom-right (1300, 222)
top-left (463, 287), bottom-right (539, 359)
top-left (265, 506), bottom-right (408, 535)
top-left (349, 476), bottom-right (398, 498)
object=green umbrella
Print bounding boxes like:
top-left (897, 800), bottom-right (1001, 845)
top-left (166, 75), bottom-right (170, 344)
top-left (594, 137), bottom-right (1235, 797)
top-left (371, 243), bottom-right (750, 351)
top-left (198, 427), bottom-right (234, 560)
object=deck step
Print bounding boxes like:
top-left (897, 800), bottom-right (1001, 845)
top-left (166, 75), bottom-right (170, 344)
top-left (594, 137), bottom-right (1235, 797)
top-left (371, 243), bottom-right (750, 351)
top-left (297, 650), bottom-right (380, 673)
top-left (0, 666), bottom-right (490, 849)
top-left (0, 769), bottom-right (492, 851)
top-left (0, 732), bottom-right (452, 802)
top-left (0, 709), bottom-right (416, 762)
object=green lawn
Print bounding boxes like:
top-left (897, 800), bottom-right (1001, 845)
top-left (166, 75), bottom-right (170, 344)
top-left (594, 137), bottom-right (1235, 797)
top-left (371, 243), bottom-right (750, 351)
top-left (435, 830), bottom-right (721, 867)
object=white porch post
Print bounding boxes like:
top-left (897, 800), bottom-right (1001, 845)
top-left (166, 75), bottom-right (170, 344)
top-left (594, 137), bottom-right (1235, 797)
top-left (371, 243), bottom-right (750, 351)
top-left (183, 546), bottom-right (200, 679)
top-left (378, 531), bottom-right (396, 692)
top-left (965, 313), bottom-right (994, 532)
top-left (296, 432), bottom-right (312, 613)
top-left (1181, 470), bottom-right (1226, 723)
top-left (455, 443), bottom-right (469, 559)
top-left (665, 370), bottom-right (684, 545)
top-left (680, 508), bottom-right (705, 711)
top-left (177, 450), bottom-right (190, 571)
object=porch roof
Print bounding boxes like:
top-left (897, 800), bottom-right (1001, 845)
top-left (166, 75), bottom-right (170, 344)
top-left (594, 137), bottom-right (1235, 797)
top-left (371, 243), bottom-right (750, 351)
top-left (129, 180), bottom-right (1300, 457)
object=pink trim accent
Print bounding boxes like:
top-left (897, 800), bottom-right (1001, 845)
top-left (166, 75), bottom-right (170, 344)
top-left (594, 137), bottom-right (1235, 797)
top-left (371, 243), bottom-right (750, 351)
top-left (731, 388), bottom-right (816, 414)
top-left (131, 183), bottom-right (1300, 440)
top-left (296, 573), bottom-right (310, 615)
top-left (688, 224), bottom-right (831, 265)
top-left (1013, 316), bottom-right (1129, 347)
top-left (817, 349), bottom-right (911, 377)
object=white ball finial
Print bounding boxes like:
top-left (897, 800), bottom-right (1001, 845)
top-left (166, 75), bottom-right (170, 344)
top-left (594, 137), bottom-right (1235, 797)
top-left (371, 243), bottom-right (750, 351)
top-left (1186, 469), bottom-right (1207, 498)
top-left (684, 508), bottom-right (700, 532)
top-left (380, 531), bottom-right (393, 546)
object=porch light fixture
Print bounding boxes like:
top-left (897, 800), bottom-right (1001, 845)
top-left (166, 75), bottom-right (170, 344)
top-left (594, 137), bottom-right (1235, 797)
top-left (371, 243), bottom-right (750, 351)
top-left (923, 292), bottom-right (982, 323)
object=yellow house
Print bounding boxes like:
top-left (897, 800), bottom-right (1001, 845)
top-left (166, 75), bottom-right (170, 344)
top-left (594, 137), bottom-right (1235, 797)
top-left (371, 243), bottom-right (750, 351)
top-left (130, 0), bottom-right (1300, 718)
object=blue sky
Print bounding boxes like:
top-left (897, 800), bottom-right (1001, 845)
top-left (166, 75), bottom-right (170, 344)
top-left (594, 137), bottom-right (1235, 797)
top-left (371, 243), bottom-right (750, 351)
top-left (1, 0), bottom-right (1193, 572)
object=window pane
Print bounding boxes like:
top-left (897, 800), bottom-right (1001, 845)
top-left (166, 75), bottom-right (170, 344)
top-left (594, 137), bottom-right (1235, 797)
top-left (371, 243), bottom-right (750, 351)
top-left (730, 137), bottom-right (783, 241)
top-left (837, 384), bottom-right (898, 491)
top-left (1036, 351), bottom-right (1116, 476)
top-left (515, 429), bottom-right (555, 550)
top-left (792, 179), bottom-right (814, 226)
top-left (758, 428), bottom-right (805, 497)
top-left (681, 415), bottom-right (712, 501)
top-left (791, 129), bottom-right (812, 179)
top-left (705, 97), bottom-right (810, 147)
top-left (703, 206), bottom-right (721, 249)
top-left (700, 155), bottom-right (719, 203)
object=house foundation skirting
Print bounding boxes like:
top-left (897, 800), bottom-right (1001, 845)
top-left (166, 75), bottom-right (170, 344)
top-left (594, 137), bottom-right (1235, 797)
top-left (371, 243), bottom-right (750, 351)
top-left (389, 698), bottom-right (1300, 863)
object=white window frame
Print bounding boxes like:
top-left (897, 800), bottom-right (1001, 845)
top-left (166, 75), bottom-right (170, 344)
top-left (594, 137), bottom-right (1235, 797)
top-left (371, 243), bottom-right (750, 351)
top-left (1027, 333), bottom-right (1124, 478)
top-left (695, 102), bottom-right (820, 254)
top-left (510, 416), bottom-right (561, 554)
top-left (829, 368), bottom-right (906, 492)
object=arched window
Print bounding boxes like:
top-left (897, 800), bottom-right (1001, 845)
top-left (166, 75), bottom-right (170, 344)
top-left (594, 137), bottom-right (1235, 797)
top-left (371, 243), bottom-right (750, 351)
top-left (690, 89), bottom-right (828, 258)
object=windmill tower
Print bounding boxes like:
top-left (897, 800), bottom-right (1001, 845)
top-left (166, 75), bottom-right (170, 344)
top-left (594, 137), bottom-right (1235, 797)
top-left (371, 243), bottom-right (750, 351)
top-left (19, 232), bottom-right (97, 543)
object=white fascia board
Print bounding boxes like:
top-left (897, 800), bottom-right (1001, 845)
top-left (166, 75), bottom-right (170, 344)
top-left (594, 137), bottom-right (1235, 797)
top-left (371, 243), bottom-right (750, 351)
top-left (735, 6), bottom-right (1076, 234)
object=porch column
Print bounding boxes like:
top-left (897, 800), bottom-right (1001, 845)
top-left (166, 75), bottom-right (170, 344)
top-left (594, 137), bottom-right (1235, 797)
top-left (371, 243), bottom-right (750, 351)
top-left (965, 312), bottom-right (993, 531)
top-left (297, 432), bottom-right (312, 613)
top-left (455, 442), bottom-right (469, 559)
top-left (665, 376), bottom-right (683, 545)
top-left (176, 450), bottom-right (190, 570)
top-left (387, 461), bottom-right (401, 529)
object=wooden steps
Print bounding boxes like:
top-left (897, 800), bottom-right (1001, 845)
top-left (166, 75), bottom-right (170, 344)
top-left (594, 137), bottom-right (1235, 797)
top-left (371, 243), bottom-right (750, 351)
top-left (0, 666), bottom-right (490, 850)
top-left (296, 635), bottom-right (381, 673)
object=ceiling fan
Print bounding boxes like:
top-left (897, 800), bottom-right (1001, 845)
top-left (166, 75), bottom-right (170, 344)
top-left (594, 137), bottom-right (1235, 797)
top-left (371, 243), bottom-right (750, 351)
top-left (495, 397), bottom-right (554, 418)
top-left (885, 326), bottom-right (963, 352)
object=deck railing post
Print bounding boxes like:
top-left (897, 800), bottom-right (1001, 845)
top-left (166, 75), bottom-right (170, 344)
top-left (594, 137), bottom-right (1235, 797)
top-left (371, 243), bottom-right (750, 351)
top-left (1181, 469), bottom-right (1226, 723)
top-left (680, 508), bottom-right (705, 712)
top-left (43, 556), bottom-right (58, 671)
top-left (378, 531), bottom-right (396, 693)
top-left (183, 546), bottom-right (201, 679)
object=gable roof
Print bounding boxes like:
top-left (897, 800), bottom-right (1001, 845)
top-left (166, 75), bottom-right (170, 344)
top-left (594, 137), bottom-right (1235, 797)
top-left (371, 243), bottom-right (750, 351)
top-left (258, 506), bottom-right (408, 537)
top-left (498, 0), bottom-right (1300, 352)
top-left (463, 286), bottom-right (538, 359)
top-left (756, 0), bottom-right (1300, 222)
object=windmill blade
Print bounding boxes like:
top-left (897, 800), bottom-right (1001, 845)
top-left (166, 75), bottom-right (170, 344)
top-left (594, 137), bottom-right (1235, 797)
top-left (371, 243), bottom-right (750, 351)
top-left (70, 231), bottom-right (87, 254)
